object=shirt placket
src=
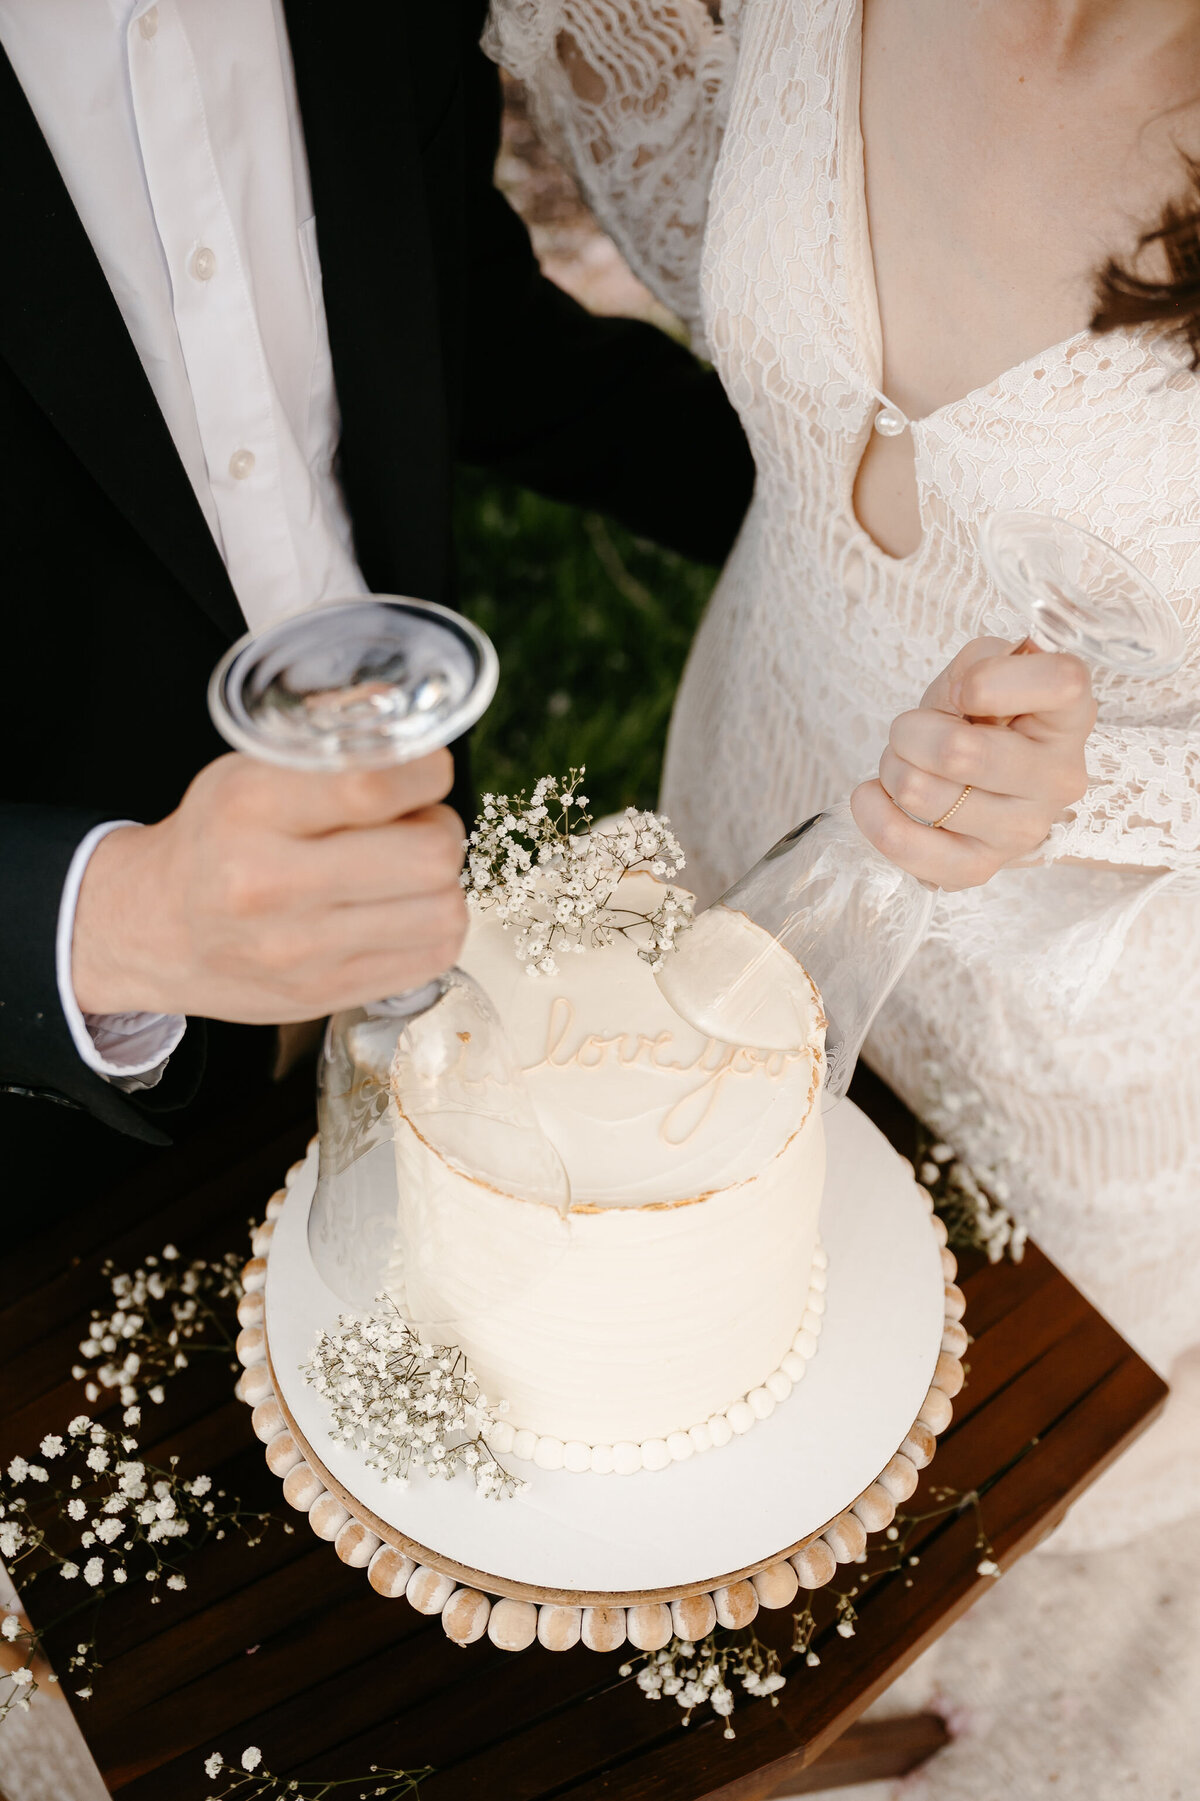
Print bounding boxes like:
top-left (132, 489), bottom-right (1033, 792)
top-left (126, 0), bottom-right (300, 625)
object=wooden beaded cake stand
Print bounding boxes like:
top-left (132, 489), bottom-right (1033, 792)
top-left (234, 1103), bottom-right (964, 1657)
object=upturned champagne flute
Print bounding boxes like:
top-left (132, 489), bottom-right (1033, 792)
top-left (658, 512), bottom-right (1184, 1099)
top-left (209, 597), bottom-right (570, 1305)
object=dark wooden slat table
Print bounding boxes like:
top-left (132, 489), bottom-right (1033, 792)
top-left (1, 1067), bottom-right (1167, 1801)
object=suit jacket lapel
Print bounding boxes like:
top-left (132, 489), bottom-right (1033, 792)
top-left (0, 43), bottom-right (244, 643)
top-left (282, 0), bottom-right (452, 604)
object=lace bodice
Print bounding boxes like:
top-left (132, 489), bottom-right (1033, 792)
top-left (489, 0), bottom-right (1200, 879)
top-left (487, 0), bottom-right (1200, 1547)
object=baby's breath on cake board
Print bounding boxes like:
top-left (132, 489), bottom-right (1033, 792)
top-left (303, 1298), bottom-right (527, 1501)
top-left (461, 768), bottom-right (694, 975)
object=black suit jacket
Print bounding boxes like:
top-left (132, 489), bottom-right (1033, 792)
top-left (0, 1), bottom-right (754, 1190)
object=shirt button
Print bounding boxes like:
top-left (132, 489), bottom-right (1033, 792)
top-left (190, 246), bottom-right (217, 282)
top-left (139, 7), bottom-right (159, 38)
top-left (229, 449), bottom-right (256, 481)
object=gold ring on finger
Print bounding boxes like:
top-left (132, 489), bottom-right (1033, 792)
top-left (929, 783), bottom-right (972, 830)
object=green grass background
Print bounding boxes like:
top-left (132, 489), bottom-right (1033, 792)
top-left (454, 468), bottom-right (719, 818)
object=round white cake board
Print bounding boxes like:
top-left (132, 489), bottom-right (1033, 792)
top-left (265, 1099), bottom-right (944, 1599)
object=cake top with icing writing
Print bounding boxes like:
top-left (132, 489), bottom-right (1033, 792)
top-left (457, 870), bottom-right (824, 1208)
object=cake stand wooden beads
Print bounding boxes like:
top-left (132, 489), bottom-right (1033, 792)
top-left (333, 1518), bottom-right (381, 1569)
top-left (713, 1581), bottom-right (759, 1630)
top-left (488, 1598), bottom-right (538, 1651)
top-left (671, 1592), bottom-right (717, 1640)
top-left (235, 1105), bottom-right (963, 1653)
top-left (582, 1605), bottom-right (628, 1652)
top-left (624, 1603), bottom-right (672, 1649)
top-left (442, 1587), bottom-right (492, 1646)
top-left (367, 1546), bottom-right (415, 1599)
top-left (791, 1539), bottom-right (837, 1590)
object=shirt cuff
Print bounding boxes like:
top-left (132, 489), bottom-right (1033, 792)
top-left (55, 821), bottom-right (186, 1091)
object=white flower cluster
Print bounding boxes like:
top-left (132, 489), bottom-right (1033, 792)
top-left (303, 1298), bottom-right (527, 1502)
top-left (74, 1245), bottom-right (244, 1421)
top-left (918, 1140), bottom-right (1028, 1265)
top-left (201, 1746), bottom-right (429, 1799)
top-left (461, 768), bottom-right (694, 976)
top-left (0, 1415), bottom-right (274, 1721)
top-left (620, 1630), bottom-right (786, 1739)
top-left (917, 1057), bottom-right (1034, 1263)
top-left (205, 1747), bottom-right (261, 1779)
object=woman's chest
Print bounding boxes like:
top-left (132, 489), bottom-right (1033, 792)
top-left (858, 0), bottom-right (1200, 422)
top-left (701, 0), bottom-right (1200, 568)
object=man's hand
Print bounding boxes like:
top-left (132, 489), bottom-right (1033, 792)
top-left (850, 638), bottom-right (1095, 891)
top-left (72, 750), bottom-right (467, 1021)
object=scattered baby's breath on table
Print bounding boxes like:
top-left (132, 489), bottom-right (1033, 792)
top-left (201, 1747), bottom-right (431, 1799)
top-left (0, 1416), bottom-right (277, 1722)
top-left (790, 1483), bottom-right (1005, 1670)
top-left (620, 1629), bottom-right (785, 1739)
top-left (73, 1244), bottom-right (245, 1420)
top-left (916, 1138), bottom-right (1028, 1264)
top-left (914, 1058), bottom-right (1033, 1262)
top-left (620, 1489), bottom-right (1007, 1736)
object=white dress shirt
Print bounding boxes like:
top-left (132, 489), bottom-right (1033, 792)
top-left (0, 0), bottom-right (369, 1083)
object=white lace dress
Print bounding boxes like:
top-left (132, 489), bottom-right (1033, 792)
top-left (485, 0), bottom-right (1200, 1547)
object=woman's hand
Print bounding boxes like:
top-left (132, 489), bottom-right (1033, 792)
top-left (850, 638), bottom-right (1096, 891)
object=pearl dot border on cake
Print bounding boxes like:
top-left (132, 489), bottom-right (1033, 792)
top-left (481, 1247), bottom-right (828, 1476)
top-left (235, 1140), bottom-right (967, 1653)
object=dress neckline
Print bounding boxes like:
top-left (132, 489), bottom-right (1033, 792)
top-left (840, 0), bottom-right (1092, 435)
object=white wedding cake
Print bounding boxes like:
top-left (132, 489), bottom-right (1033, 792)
top-left (386, 789), bottom-right (828, 1477)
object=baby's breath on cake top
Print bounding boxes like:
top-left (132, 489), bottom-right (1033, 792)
top-left (461, 768), bottom-right (694, 976)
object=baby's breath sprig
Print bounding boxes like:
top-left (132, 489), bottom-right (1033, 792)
top-left (913, 1058), bottom-right (1032, 1263)
top-left (303, 1298), bottom-right (526, 1502)
top-left (791, 1483), bottom-right (1003, 1669)
top-left (619, 1629), bottom-right (785, 1739)
top-left (201, 1746), bottom-right (432, 1799)
top-left (915, 1138), bottom-right (1028, 1264)
top-left (73, 1244), bottom-right (245, 1423)
top-left (621, 1487), bottom-right (1003, 1739)
top-left (461, 768), bottom-right (694, 975)
top-left (0, 1416), bottom-right (278, 1722)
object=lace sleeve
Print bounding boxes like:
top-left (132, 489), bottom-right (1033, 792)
top-left (1044, 723), bottom-right (1200, 873)
top-left (940, 723), bottom-right (1200, 1028)
top-left (482, 0), bottom-right (740, 352)
top-left (968, 722), bottom-right (1200, 1024)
